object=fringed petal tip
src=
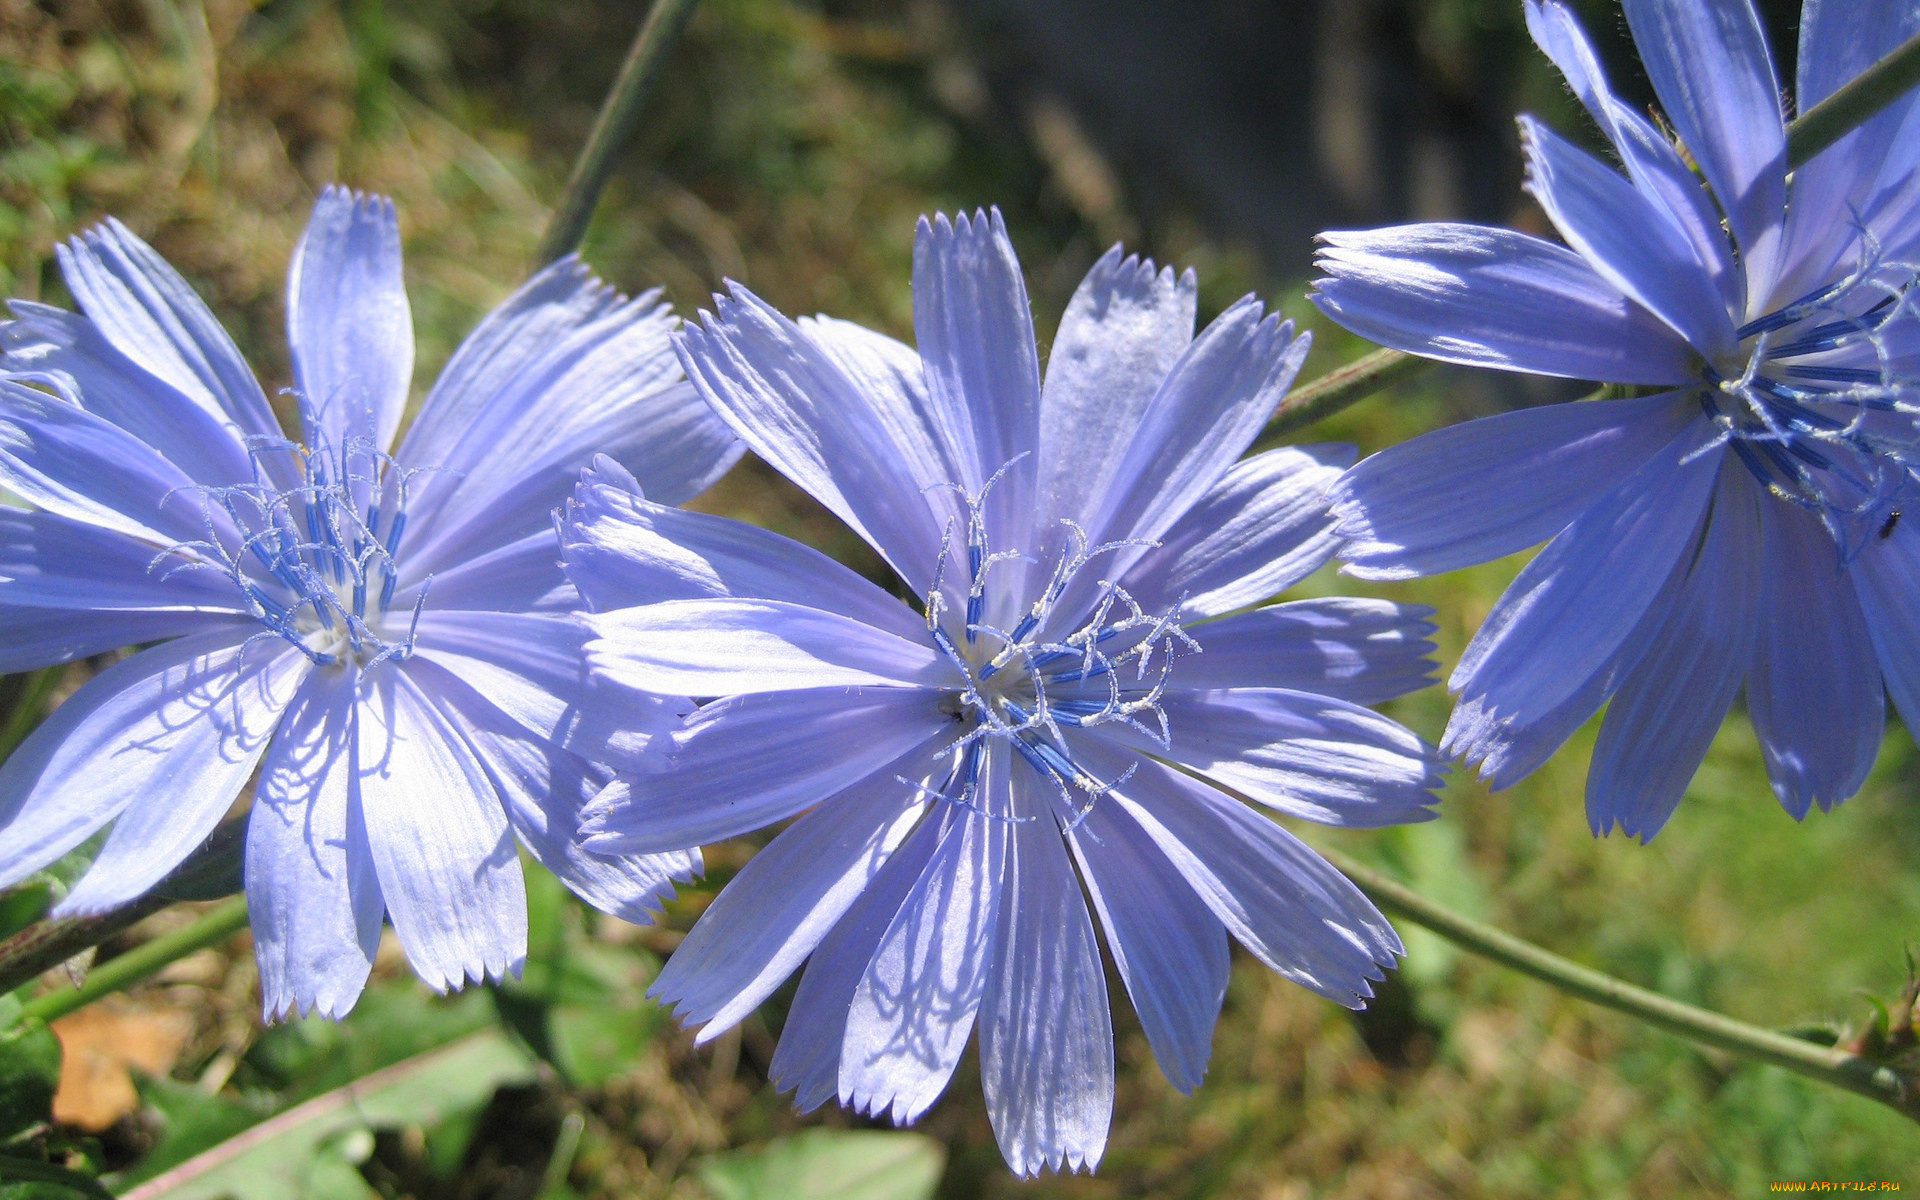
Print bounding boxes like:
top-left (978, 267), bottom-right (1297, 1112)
top-left (260, 983), bottom-right (365, 1026)
top-left (1441, 702), bottom-right (1548, 794)
top-left (413, 950), bottom-right (526, 998)
top-left (916, 205), bottom-right (1013, 246)
top-left (525, 252), bottom-right (670, 322)
top-left (1086, 240), bottom-right (1195, 299)
top-left (1586, 805), bottom-right (1672, 846)
top-left (1002, 1146), bottom-right (1104, 1181)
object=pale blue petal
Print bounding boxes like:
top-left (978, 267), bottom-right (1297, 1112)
top-left (979, 777), bottom-right (1112, 1178)
top-left (1854, 524), bottom-right (1920, 740)
top-left (1776, 0), bottom-right (1920, 302)
top-left (1079, 743), bottom-right (1399, 1006)
top-left (247, 666), bottom-right (384, 1021)
top-left (1746, 500), bottom-right (1885, 818)
top-left (353, 669), bottom-right (526, 992)
top-left (399, 257), bottom-right (673, 485)
top-left (1143, 688), bottom-right (1444, 827)
top-left (1448, 592), bottom-right (1674, 792)
top-left (49, 217), bottom-right (282, 446)
top-left (59, 640), bottom-right (309, 915)
top-left (398, 528), bottom-right (574, 615)
top-left (796, 313), bottom-right (971, 572)
top-left (582, 687), bottom-right (951, 855)
top-left (1065, 794), bottom-right (1226, 1095)
top-left (1520, 117), bottom-right (1735, 356)
top-left (1332, 392), bottom-right (1696, 580)
top-left (1172, 598), bottom-right (1437, 705)
top-left (649, 774), bottom-right (932, 1041)
top-left (0, 507), bottom-right (247, 614)
top-left (1036, 246), bottom-right (1195, 539)
top-left (0, 378), bottom-right (237, 547)
top-left (1084, 300), bottom-right (1308, 555)
top-left (1523, 0), bottom-right (1738, 310)
top-left (287, 186), bottom-right (413, 454)
top-left (841, 753), bottom-right (1008, 1124)
top-left (1620, 0), bottom-right (1786, 306)
top-left (560, 467), bottom-right (925, 640)
top-left (0, 607), bottom-right (245, 674)
top-left (0, 630), bottom-right (299, 900)
top-left (2, 302), bottom-right (256, 487)
top-left (1587, 466), bottom-right (1762, 840)
top-left (676, 286), bottom-right (951, 597)
top-left (1119, 444), bottom-right (1352, 620)
top-left (412, 610), bottom-right (680, 771)
top-left (768, 805), bottom-right (947, 1113)
top-left (397, 258), bottom-right (740, 575)
top-left (402, 379), bottom-right (739, 581)
top-left (913, 209), bottom-right (1043, 562)
top-left (1312, 225), bottom-right (1696, 385)
top-left (583, 598), bottom-right (956, 696)
top-left (422, 680), bottom-right (698, 927)
top-left (1446, 423), bottom-right (1722, 759)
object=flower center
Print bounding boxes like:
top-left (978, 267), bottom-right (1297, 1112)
top-left (161, 433), bottom-right (430, 670)
top-left (1696, 242), bottom-right (1920, 548)
top-left (916, 466), bottom-right (1197, 828)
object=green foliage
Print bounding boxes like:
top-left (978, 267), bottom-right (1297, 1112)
top-left (0, 1003), bottom-right (104, 1200)
top-left (697, 1130), bottom-right (944, 1200)
top-left (490, 862), bottom-right (664, 1089)
top-left (122, 1031), bottom-right (536, 1200)
top-left (0, 1007), bottom-right (59, 1143)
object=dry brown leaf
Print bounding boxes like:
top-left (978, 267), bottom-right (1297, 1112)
top-left (50, 999), bottom-right (196, 1131)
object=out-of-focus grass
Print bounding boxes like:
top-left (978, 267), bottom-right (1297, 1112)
top-left (0, 0), bottom-right (1915, 1195)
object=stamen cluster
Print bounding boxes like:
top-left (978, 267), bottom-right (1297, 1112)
top-left (169, 425), bottom-right (430, 669)
top-left (1700, 240), bottom-right (1920, 547)
top-left (921, 466), bottom-right (1198, 829)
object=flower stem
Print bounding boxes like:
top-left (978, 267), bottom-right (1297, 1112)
top-left (0, 814), bottom-right (247, 998)
top-left (1787, 28), bottom-right (1920, 169)
top-left (534, 0), bottom-right (701, 265)
top-left (0, 668), bottom-right (60, 761)
top-left (14, 896), bottom-right (249, 1027)
top-left (1274, 32), bottom-right (1920, 439)
top-left (1259, 347), bottom-right (1436, 443)
top-left (1320, 847), bottom-right (1918, 1121)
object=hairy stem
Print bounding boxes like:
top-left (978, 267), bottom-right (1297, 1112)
top-left (0, 814), bottom-right (246, 998)
top-left (1259, 347), bottom-right (1436, 444)
top-left (1322, 847), bottom-right (1917, 1121)
top-left (15, 896), bottom-right (249, 1027)
top-left (534, 0), bottom-right (701, 265)
top-left (1273, 32), bottom-right (1920, 437)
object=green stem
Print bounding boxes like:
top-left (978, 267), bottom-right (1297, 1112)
top-left (1275, 32), bottom-right (1920, 437)
top-left (534, 0), bottom-right (701, 265)
top-left (15, 896), bottom-right (248, 1026)
top-left (1259, 347), bottom-right (1435, 444)
top-left (1321, 847), bottom-right (1917, 1121)
top-left (0, 812), bottom-right (247, 998)
top-left (0, 1158), bottom-right (115, 1200)
top-left (1787, 28), bottom-right (1920, 169)
top-left (0, 668), bottom-right (60, 761)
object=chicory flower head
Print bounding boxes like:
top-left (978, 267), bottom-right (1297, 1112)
top-left (0, 186), bottom-right (741, 1018)
top-left (1311, 0), bottom-right (1920, 837)
top-left (564, 209), bottom-right (1445, 1176)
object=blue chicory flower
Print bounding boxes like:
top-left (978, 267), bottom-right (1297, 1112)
top-left (563, 209), bottom-right (1445, 1176)
top-left (1311, 0), bottom-right (1920, 837)
top-left (0, 186), bottom-right (741, 1018)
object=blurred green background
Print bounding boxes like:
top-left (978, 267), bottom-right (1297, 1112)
top-left (0, 0), bottom-right (1916, 1195)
